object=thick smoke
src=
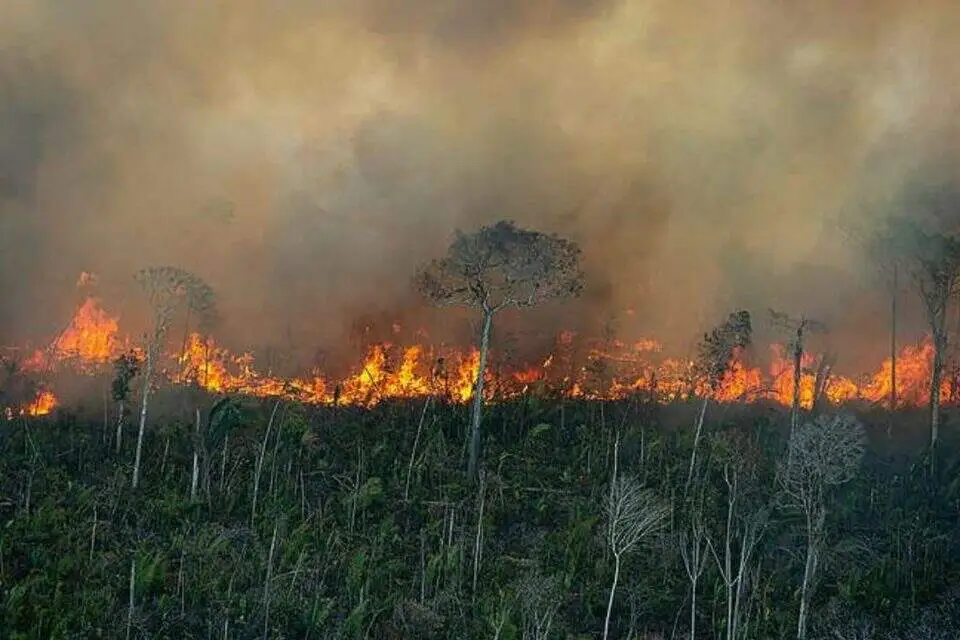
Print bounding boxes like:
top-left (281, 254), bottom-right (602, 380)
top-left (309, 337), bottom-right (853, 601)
top-left (2, 0), bottom-right (959, 371)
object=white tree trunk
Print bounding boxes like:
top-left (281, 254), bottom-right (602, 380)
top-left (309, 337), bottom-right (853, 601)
top-left (132, 343), bottom-right (154, 490)
top-left (603, 553), bottom-right (621, 640)
top-left (467, 310), bottom-right (493, 484)
top-left (190, 407), bottom-right (200, 501)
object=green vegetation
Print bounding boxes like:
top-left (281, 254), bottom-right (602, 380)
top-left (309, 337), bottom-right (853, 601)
top-left (1, 391), bottom-right (959, 639)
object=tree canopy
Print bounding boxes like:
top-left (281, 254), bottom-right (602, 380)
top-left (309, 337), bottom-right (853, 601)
top-left (134, 265), bottom-right (218, 336)
top-left (416, 220), bottom-right (584, 314)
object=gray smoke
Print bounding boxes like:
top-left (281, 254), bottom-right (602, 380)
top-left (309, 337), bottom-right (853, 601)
top-left (2, 0), bottom-right (959, 371)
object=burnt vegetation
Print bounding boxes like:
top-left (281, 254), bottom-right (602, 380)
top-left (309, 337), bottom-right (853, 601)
top-left (1, 221), bottom-right (960, 639)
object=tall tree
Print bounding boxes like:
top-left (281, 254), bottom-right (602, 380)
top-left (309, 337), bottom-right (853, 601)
top-left (131, 266), bottom-right (216, 490)
top-left (840, 209), bottom-right (905, 425)
top-left (877, 184), bottom-right (960, 448)
top-left (416, 220), bottom-right (584, 483)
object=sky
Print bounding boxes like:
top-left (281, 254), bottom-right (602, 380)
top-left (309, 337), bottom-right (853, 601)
top-left (2, 0), bottom-right (960, 370)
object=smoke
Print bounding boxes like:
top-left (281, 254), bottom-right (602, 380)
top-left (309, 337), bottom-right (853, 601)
top-left (2, 0), bottom-right (959, 370)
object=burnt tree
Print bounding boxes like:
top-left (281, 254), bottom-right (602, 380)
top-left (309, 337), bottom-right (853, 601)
top-left (879, 184), bottom-right (960, 449)
top-left (842, 209), bottom-right (906, 426)
top-left (416, 220), bottom-right (584, 483)
top-left (907, 228), bottom-right (960, 449)
top-left (769, 310), bottom-right (827, 437)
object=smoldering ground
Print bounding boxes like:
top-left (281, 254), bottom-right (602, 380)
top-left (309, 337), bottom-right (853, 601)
top-left (2, 0), bottom-right (960, 372)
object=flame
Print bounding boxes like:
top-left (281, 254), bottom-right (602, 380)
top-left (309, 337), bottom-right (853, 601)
top-left (24, 297), bottom-right (119, 372)
top-left (12, 279), bottom-right (960, 415)
top-left (26, 390), bottom-right (58, 416)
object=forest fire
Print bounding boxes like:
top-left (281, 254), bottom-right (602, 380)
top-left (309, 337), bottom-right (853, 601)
top-left (3, 289), bottom-right (953, 419)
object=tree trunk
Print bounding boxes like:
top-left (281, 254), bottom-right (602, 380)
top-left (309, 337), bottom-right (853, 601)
top-left (219, 432), bottom-right (229, 494)
top-left (190, 407), bottom-right (201, 501)
top-left (796, 511), bottom-right (823, 640)
top-left (689, 572), bottom-right (699, 640)
top-left (115, 400), bottom-right (124, 455)
top-left (890, 265), bottom-right (898, 422)
top-left (603, 553), bottom-right (621, 640)
top-left (685, 395), bottom-right (709, 494)
top-left (722, 470), bottom-right (735, 640)
top-left (930, 327), bottom-right (945, 449)
top-left (797, 543), bottom-right (816, 640)
top-left (132, 342), bottom-right (154, 490)
top-left (791, 329), bottom-right (803, 435)
top-left (467, 311), bottom-right (493, 484)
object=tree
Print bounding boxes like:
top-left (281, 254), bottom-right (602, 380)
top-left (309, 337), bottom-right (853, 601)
top-left (706, 431), bottom-right (769, 640)
top-left (515, 569), bottom-right (563, 640)
top-left (111, 351), bottom-right (140, 455)
top-left (840, 208), bottom-right (906, 428)
top-left (879, 211), bottom-right (960, 448)
top-left (778, 413), bottom-right (865, 640)
top-left (769, 310), bottom-right (827, 436)
top-left (857, 181), bottom-right (960, 448)
top-left (603, 436), bottom-right (670, 640)
top-left (687, 309), bottom-right (752, 491)
top-left (415, 220), bottom-right (584, 482)
top-left (131, 266), bottom-right (216, 490)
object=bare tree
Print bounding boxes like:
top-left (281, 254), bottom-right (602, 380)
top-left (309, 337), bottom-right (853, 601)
top-left (769, 310), bottom-right (827, 436)
top-left (516, 569), bottom-right (564, 640)
top-left (416, 220), bottom-right (584, 483)
top-left (603, 474), bottom-right (671, 640)
top-left (867, 183), bottom-right (960, 447)
top-left (688, 310), bottom-right (752, 491)
top-left (778, 413), bottom-right (866, 640)
top-left (131, 266), bottom-right (216, 490)
top-left (679, 507), bottom-right (708, 640)
top-left (840, 211), bottom-right (906, 427)
top-left (887, 219), bottom-right (960, 448)
top-left (706, 432), bottom-right (769, 640)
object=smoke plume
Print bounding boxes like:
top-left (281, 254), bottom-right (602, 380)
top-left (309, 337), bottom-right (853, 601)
top-left (2, 0), bottom-right (960, 371)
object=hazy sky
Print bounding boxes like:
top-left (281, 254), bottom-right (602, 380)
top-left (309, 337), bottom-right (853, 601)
top-left (2, 0), bottom-right (959, 368)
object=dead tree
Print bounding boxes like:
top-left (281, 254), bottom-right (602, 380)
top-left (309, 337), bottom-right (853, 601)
top-left (603, 440), bottom-right (670, 640)
top-left (811, 351), bottom-right (837, 415)
top-left (706, 431), bottom-right (769, 640)
top-left (515, 569), bottom-right (564, 640)
top-left (131, 266), bottom-right (216, 490)
top-left (779, 413), bottom-right (865, 640)
top-left (769, 310), bottom-right (827, 436)
top-left (870, 183), bottom-right (960, 448)
top-left (415, 220), bottom-right (584, 483)
top-left (898, 227), bottom-right (960, 449)
top-left (842, 212), bottom-right (906, 424)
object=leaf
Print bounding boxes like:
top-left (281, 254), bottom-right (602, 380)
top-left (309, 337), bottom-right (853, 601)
top-left (206, 396), bottom-right (242, 445)
top-left (529, 423), bottom-right (552, 439)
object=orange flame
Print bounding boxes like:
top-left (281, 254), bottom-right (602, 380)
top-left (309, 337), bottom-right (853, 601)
top-left (26, 390), bottom-right (58, 416)
top-left (14, 283), bottom-right (960, 415)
